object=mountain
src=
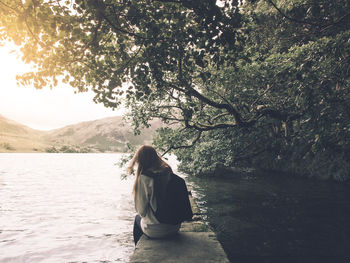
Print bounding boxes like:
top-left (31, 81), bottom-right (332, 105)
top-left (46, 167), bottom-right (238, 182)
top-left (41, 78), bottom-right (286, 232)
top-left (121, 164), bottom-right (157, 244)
top-left (0, 114), bottom-right (162, 153)
top-left (0, 114), bottom-right (48, 152)
top-left (43, 116), bottom-right (162, 153)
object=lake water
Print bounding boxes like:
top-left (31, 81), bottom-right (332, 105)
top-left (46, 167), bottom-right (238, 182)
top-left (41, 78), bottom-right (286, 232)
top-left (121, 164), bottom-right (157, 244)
top-left (0, 153), bottom-right (137, 263)
top-left (187, 171), bottom-right (350, 263)
top-left (6, 153), bottom-right (349, 263)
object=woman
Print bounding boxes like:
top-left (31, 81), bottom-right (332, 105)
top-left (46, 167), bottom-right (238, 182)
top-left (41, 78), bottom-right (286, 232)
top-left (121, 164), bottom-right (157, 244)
top-left (127, 145), bottom-right (181, 245)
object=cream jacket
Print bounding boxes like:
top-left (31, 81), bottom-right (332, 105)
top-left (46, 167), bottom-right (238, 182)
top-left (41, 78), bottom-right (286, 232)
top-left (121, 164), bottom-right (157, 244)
top-left (134, 173), bottom-right (181, 238)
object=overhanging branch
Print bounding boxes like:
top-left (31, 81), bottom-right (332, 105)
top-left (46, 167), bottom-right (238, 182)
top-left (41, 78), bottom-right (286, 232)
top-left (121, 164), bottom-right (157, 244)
top-left (265, 0), bottom-right (318, 26)
top-left (161, 130), bottom-right (202, 156)
top-left (185, 119), bottom-right (237, 131)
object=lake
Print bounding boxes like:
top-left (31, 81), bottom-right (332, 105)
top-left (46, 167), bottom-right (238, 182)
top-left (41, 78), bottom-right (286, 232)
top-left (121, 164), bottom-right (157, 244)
top-left (0, 153), bottom-right (137, 263)
top-left (3, 153), bottom-right (349, 263)
top-left (187, 171), bottom-right (350, 263)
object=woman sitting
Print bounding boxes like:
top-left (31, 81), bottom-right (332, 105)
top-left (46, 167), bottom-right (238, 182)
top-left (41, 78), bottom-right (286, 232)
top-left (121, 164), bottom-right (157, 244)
top-left (127, 145), bottom-right (181, 245)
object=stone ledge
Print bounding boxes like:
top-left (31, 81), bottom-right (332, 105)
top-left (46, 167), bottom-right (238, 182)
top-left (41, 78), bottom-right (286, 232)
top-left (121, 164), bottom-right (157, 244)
top-left (129, 194), bottom-right (230, 263)
top-left (129, 232), bottom-right (229, 263)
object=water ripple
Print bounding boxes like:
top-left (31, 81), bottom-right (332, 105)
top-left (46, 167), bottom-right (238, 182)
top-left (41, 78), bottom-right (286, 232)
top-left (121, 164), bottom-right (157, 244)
top-left (0, 153), bottom-right (136, 263)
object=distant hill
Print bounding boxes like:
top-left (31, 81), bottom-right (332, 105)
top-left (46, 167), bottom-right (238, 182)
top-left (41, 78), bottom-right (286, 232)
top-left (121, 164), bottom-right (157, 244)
top-left (0, 114), bottom-right (48, 152)
top-left (0, 114), bottom-right (162, 153)
top-left (43, 116), bottom-right (162, 153)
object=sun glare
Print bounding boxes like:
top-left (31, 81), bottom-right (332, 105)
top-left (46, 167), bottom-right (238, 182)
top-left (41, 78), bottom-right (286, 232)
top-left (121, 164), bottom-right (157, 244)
top-left (0, 42), bottom-right (124, 131)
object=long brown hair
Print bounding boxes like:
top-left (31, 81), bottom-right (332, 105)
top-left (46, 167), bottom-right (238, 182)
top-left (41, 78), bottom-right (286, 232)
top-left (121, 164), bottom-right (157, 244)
top-left (127, 145), bottom-right (171, 194)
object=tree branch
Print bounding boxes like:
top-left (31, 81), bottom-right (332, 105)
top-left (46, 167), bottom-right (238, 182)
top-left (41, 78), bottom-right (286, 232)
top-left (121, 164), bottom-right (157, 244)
top-left (0, 0), bottom-right (19, 13)
top-left (256, 108), bottom-right (304, 122)
top-left (265, 0), bottom-right (318, 26)
top-left (17, 0), bottom-right (47, 48)
top-left (187, 86), bottom-right (254, 127)
top-left (185, 119), bottom-right (237, 131)
top-left (321, 11), bottom-right (350, 32)
top-left (161, 130), bottom-right (202, 156)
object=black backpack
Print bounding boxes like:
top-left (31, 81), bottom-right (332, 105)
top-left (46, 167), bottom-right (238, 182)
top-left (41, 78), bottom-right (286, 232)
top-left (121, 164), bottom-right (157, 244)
top-left (144, 171), bottom-right (193, 225)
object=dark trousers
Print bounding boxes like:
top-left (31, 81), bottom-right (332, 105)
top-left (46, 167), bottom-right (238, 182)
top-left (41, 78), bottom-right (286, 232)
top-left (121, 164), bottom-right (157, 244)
top-left (133, 214), bottom-right (143, 245)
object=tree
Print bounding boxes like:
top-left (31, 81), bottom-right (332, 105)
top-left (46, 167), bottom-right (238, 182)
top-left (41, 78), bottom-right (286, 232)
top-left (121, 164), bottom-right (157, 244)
top-left (160, 0), bottom-right (350, 180)
top-left (1, 0), bottom-right (349, 180)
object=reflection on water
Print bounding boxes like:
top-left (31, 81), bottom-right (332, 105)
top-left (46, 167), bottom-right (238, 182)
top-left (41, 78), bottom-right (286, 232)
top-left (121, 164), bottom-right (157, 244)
top-left (0, 153), bottom-right (135, 263)
top-left (188, 172), bottom-right (350, 263)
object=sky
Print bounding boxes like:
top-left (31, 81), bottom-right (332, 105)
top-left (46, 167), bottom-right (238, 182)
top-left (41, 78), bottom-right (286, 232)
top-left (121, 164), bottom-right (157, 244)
top-left (0, 43), bottom-right (126, 131)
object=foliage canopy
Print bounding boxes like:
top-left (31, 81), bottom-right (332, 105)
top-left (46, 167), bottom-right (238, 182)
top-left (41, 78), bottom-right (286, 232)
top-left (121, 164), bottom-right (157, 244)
top-left (1, 0), bottom-right (349, 180)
